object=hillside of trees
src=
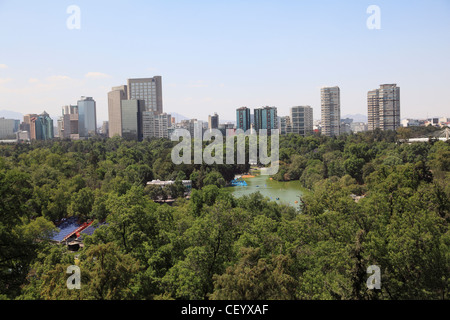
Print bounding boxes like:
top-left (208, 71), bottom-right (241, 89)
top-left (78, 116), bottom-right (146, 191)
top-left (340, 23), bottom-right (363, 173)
top-left (0, 128), bottom-right (449, 300)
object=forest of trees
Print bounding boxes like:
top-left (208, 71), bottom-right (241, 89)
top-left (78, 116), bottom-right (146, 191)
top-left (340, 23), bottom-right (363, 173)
top-left (0, 127), bottom-right (449, 300)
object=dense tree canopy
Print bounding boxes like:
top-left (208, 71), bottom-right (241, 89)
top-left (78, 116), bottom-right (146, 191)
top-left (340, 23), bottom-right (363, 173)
top-left (0, 130), bottom-right (448, 300)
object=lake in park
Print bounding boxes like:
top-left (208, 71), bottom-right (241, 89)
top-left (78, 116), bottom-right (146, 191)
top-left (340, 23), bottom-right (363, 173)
top-left (227, 173), bottom-right (308, 210)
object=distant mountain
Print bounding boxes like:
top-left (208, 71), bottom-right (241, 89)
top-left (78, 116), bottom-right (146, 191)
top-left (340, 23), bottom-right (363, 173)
top-left (342, 114), bottom-right (367, 123)
top-left (0, 110), bottom-right (23, 120)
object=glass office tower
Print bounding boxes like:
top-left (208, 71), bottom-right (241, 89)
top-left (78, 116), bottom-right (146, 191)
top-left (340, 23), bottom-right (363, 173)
top-left (77, 96), bottom-right (97, 138)
top-left (121, 99), bottom-right (145, 141)
top-left (31, 112), bottom-right (54, 140)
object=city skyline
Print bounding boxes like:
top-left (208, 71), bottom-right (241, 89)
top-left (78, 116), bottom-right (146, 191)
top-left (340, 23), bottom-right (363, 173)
top-left (0, 1), bottom-right (449, 122)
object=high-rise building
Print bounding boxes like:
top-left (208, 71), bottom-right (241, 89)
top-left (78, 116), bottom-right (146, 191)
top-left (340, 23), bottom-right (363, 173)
top-left (254, 106), bottom-right (278, 135)
top-left (20, 114), bottom-right (38, 132)
top-left (321, 86), bottom-right (341, 137)
top-left (108, 85), bottom-right (128, 138)
top-left (340, 117), bottom-right (353, 134)
top-left (142, 111), bottom-right (172, 139)
top-left (77, 97), bottom-right (97, 138)
top-left (101, 121), bottom-right (109, 137)
top-left (0, 118), bottom-right (17, 139)
top-left (13, 120), bottom-right (20, 133)
top-left (178, 119), bottom-right (204, 139)
top-left (236, 107), bottom-right (251, 132)
top-left (127, 76), bottom-right (163, 114)
top-left (56, 118), bottom-right (63, 139)
top-left (218, 123), bottom-right (235, 137)
top-left (208, 113), bottom-right (219, 129)
top-left (289, 106), bottom-right (313, 136)
top-left (279, 116), bottom-right (291, 135)
top-left (30, 112), bottom-right (54, 140)
top-left (121, 99), bottom-right (145, 141)
top-left (58, 105), bottom-right (79, 140)
top-left (368, 84), bottom-right (400, 131)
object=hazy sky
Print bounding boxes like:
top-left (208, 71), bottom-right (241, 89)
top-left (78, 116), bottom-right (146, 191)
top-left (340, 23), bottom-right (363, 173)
top-left (0, 0), bottom-right (449, 123)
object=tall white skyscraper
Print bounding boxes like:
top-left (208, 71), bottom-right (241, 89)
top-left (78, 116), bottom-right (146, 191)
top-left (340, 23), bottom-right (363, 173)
top-left (321, 86), bottom-right (341, 137)
top-left (368, 84), bottom-right (400, 131)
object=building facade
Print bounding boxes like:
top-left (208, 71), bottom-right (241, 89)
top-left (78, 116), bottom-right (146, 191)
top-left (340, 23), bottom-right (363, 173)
top-left (178, 119), bottom-right (204, 139)
top-left (108, 85), bottom-right (128, 138)
top-left (321, 86), bottom-right (341, 137)
top-left (288, 106), bottom-right (313, 136)
top-left (236, 107), bottom-right (251, 132)
top-left (368, 84), bottom-right (400, 131)
top-left (20, 114), bottom-right (38, 133)
top-left (58, 105), bottom-right (79, 140)
top-left (127, 76), bottom-right (163, 114)
top-left (58, 105), bottom-right (80, 140)
top-left (121, 99), bottom-right (145, 141)
top-left (254, 106), bottom-right (278, 135)
top-left (77, 97), bottom-right (97, 138)
top-left (208, 113), bottom-right (219, 129)
top-left (142, 111), bottom-right (172, 139)
top-left (279, 116), bottom-right (291, 135)
top-left (0, 118), bottom-right (17, 139)
top-left (30, 112), bottom-right (54, 140)
top-left (101, 121), bottom-right (109, 136)
top-left (351, 122), bottom-right (368, 133)
top-left (218, 123), bottom-right (235, 136)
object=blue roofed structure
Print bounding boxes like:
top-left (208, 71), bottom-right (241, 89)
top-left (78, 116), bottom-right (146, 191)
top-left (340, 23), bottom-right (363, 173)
top-left (50, 218), bottom-right (109, 251)
top-left (51, 217), bottom-right (82, 242)
top-left (51, 217), bottom-right (99, 244)
top-left (79, 222), bottom-right (108, 237)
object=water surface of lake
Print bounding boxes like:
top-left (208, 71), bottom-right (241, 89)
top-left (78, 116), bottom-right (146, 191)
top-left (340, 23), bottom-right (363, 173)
top-left (227, 174), bottom-right (306, 210)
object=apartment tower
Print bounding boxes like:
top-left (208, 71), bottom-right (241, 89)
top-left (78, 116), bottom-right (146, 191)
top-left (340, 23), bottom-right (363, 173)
top-left (142, 112), bottom-right (172, 139)
top-left (321, 86), bottom-right (341, 137)
top-left (254, 106), bottom-right (278, 135)
top-left (236, 107), bottom-right (251, 132)
top-left (368, 84), bottom-right (400, 131)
